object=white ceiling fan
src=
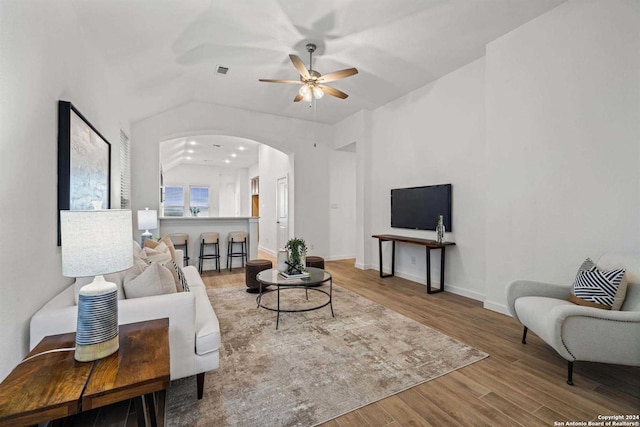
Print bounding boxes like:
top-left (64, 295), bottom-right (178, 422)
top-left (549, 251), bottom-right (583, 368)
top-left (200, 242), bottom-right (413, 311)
top-left (259, 43), bottom-right (358, 103)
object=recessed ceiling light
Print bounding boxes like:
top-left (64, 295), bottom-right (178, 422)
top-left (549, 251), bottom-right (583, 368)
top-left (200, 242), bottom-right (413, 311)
top-left (231, 153), bottom-right (237, 158)
top-left (187, 149), bottom-right (194, 154)
top-left (224, 159), bottom-right (230, 164)
top-left (189, 141), bottom-right (196, 145)
top-left (238, 146), bottom-right (245, 151)
top-left (186, 156), bottom-right (192, 160)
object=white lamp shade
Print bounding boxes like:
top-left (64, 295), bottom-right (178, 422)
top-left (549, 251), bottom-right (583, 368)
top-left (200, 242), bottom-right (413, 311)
top-left (61, 210), bottom-right (133, 277)
top-left (137, 208), bottom-right (158, 231)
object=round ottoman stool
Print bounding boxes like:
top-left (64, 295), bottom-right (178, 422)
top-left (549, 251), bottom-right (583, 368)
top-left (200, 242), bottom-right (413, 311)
top-left (305, 256), bottom-right (325, 269)
top-left (246, 259), bottom-right (273, 294)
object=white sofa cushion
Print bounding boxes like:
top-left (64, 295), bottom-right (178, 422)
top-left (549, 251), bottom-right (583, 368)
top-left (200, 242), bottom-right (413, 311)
top-left (124, 262), bottom-right (177, 299)
top-left (183, 266), bottom-right (221, 355)
top-left (514, 296), bottom-right (574, 346)
top-left (73, 258), bottom-right (148, 304)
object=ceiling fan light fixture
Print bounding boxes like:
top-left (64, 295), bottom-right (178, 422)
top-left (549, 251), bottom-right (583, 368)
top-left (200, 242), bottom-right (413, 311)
top-left (312, 86), bottom-right (324, 99)
top-left (259, 42), bottom-right (357, 103)
top-left (299, 84), bottom-right (310, 97)
top-left (299, 84), bottom-right (313, 102)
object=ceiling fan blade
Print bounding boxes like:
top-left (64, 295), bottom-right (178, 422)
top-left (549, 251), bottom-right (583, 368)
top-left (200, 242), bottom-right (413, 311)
top-left (317, 68), bottom-right (358, 83)
top-left (319, 85), bottom-right (348, 99)
top-left (289, 54), bottom-right (310, 80)
top-left (259, 79), bottom-right (304, 84)
top-left (293, 93), bottom-right (303, 102)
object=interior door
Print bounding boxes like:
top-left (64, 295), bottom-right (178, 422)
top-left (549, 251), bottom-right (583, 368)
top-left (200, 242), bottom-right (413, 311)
top-left (276, 176), bottom-right (288, 250)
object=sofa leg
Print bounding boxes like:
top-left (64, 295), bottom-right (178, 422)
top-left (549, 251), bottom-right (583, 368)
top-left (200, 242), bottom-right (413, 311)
top-left (521, 326), bottom-right (528, 344)
top-left (567, 361), bottom-right (574, 386)
top-left (197, 372), bottom-right (205, 399)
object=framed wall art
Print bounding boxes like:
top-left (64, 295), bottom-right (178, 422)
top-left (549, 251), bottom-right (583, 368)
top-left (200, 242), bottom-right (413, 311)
top-left (57, 100), bottom-right (111, 244)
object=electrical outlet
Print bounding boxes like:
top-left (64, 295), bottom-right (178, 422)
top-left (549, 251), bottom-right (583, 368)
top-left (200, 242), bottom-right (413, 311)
top-left (411, 256), bottom-right (416, 264)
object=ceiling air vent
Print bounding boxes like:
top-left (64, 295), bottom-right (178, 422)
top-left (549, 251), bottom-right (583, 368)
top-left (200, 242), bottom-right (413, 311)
top-left (216, 65), bottom-right (229, 75)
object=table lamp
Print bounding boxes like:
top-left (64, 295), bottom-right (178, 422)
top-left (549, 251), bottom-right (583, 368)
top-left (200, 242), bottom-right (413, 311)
top-left (60, 209), bottom-right (133, 362)
top-left (137, 208), bottom-right (158, 246)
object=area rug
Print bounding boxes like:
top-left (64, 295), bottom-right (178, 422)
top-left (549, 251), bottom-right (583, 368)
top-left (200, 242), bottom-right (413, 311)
top-left (165, 284), bottom-right (488, 426)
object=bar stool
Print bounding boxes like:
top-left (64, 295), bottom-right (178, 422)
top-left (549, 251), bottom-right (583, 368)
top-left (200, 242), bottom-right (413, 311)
top-left (198, 232), bottom-right (221, 274)
top-left (227, 231), bottom-right (248, 271)
top-left (168, 233), bottom-right (189, 265)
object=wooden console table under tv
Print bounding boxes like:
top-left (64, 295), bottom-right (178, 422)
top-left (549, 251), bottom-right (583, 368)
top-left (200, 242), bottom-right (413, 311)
top-left (372, 234), bottom-right (456, 294)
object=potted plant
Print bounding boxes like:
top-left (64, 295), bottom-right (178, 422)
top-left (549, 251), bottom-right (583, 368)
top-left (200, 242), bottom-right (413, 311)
top-left (284, 237), bottom-right (307, 275)
top-left (189, 207), bottom-right (200, 217)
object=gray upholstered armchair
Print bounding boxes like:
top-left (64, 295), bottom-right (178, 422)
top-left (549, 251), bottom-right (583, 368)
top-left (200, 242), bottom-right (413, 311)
top-left (506, 253), bottom-right (640, 385)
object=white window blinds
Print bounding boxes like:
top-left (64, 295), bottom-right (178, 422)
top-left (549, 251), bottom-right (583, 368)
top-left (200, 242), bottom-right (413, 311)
top-left (119, 130), bottom-right (130, 209)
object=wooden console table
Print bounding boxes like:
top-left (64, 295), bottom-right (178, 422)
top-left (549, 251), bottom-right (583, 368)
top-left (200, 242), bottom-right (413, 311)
top-left (372, 234), bottom-right (456, 294)
top-left (0, 318), bottom-right (170, 427)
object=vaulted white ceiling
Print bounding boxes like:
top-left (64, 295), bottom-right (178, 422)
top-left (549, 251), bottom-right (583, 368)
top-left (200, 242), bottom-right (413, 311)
top-left (71, 0), bottom-right (565, 125)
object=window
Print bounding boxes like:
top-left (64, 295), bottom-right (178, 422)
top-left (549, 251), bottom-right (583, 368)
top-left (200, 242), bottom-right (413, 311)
top-left (190, 186), bottom-right (209, 216)
top-left (163, 186), bottom-right (184, 216)
top-left (119, 130), bottom-right (130, 208)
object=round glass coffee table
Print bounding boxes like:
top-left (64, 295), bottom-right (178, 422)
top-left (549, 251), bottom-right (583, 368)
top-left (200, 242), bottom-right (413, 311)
top-left (256, 267), bottom-right (334, 329)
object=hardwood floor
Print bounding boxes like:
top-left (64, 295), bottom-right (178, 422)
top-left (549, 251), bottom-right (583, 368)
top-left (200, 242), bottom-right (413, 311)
top-left (202, 255), bottom-right (640, 426)
top-left (84, 255), bottom-right (639, 426)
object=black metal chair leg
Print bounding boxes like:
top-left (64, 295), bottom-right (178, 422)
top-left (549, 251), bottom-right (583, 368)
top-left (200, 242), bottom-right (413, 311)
top-left (567, 361), bottom-right (574, 385)
top-left (197, 372), bottom-right (205, 399)
top-left (522, 326), bottom-right (528, 344)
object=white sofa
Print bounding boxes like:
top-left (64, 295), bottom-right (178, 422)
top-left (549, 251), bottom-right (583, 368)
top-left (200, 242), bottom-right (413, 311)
top-left (30, 250), bottom-right (220, 399)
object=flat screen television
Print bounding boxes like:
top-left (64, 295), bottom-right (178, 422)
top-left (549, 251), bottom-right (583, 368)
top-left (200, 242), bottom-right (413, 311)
top-left (391, 184), bottom-right (452, 231)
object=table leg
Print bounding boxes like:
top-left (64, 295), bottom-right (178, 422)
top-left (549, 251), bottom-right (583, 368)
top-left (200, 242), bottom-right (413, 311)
top-left (145, 393), bottom-right (158, 427)
top-left (329, 277), bottom-right (335, 317)
top-left (134, 396), bottom-right (147, 427)
top-left (378, 238), bottom-right (383, 277)
top-left (391, 241), bottom-right (395, 276)
top-left (426, 247), bottom-right (432, 293)
top-left (276, 285), bottom-right (280, 330)
top-left (440, 247), bottom-right (446, 292)
top-left (379, 239), bottom-right (396, 278)
top-left (426, 247), bottom-right (445, 294)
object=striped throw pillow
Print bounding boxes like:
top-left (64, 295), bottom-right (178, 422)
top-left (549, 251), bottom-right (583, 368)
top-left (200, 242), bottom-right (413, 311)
top-left (570, 259), bottom-right (625, 310)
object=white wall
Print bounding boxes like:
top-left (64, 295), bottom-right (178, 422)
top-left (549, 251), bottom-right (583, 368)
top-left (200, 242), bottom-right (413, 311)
top-left (130, 102), bottom-right (332, 260)
top-left (218, 169), bottom-right (238, 217)
top-left (483, 0), bottom-right (640, 313)
top-left (0, 1), bottom-right (127, 380)
top-left (329, 149), bottom-right (357, 259)
top-left (258, 144), bottom-right (293, 254)
top-left (236, 167), bottom-right (250, 217)
top-left (367, 58), bottom-right (487, 299)
top-left (334, 110), bottom-right (374, 269)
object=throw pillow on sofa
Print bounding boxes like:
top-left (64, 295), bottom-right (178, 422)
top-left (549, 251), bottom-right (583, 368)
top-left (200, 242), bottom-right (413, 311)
top-left (569, 258), bottom-right (627, 310)
top-left (140, 241), bottom-right (187, 292)
top-left (73, 257), bottom-right (148, 304)
top-left (141, 242), bottom-right (173, 263)
top-left (144, 236), bottom-right (178, 264)
top-left (123, 262), bottom-right (177, 299)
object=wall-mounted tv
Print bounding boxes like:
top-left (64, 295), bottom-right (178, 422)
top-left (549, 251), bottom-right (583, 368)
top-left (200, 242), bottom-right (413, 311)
top-left (391, 184), bottom-right (452, 231)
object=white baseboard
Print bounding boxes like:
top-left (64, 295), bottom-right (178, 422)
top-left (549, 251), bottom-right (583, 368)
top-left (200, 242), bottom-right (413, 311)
top-left (371, 266), bottom-right (485, 303)
top-left (354, 262), bottom-right (373, 270)
top-left (483, 300), bottom-right (511, 316)
top-left (258, 246), bottom-right (276, 256)
top-left (325, 254), bottom-right (356, 261)
top-left (393, 271), bottom-right (485, 302)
